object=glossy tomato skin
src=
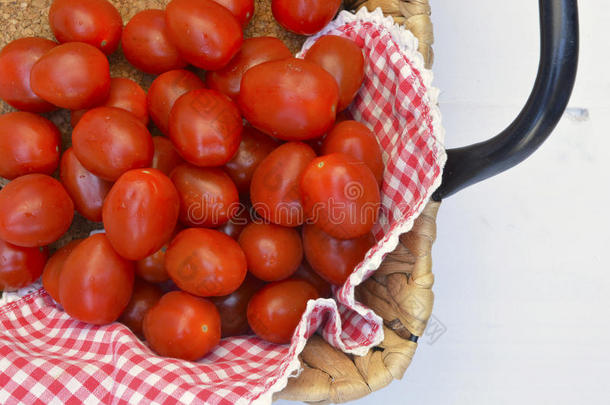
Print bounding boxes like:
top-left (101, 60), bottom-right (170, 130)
top-left (136, 244), bottom-right (170, 283)
top-left (0, 239), bottom-right (47, 292)
top-left (165, 228), bottom-right (247, 297)
top-left (0, 37), bottom-right (57, 112)
top-left (292, 261), bottom-right (332, 298)
top-left (72, 107), bottom-right (153, 181)
top-left (211, 274), bottom-right (264, 337)
top-left (302, 224), bottom-right (374, 285)
top-left (120, 278), bottom-right (163, 338)
top-left (247, 279), bottom-right (318, 344)
top-left (151, 137), bottom-right (185, 176)
top-left (0, 174), bottom-right (74, 248)
top-left (321, 121), bottom-right (384, 185)
top-left (206, 37), bottom-right (292, 100)
top-left (305, 35), bottom-right (365, 111)
top-left (0, 112), bottom-right (61, 180)
top-left (59, 148), bottom-right (112, 222)
top-left (170, 165), bottom-right (239, 227)
top-left (59, 234), bottom-right (135, 325)
top-left (143, 291), bottom-right (221, 360)
top-left (41, 239), bottom-right (83, 302)
top-left (30, 42), bottom-right (110, 110)
top-left (165, 0), bottom-right (243, 70)
top-left (216, 205), bottom-right (251, 240)
top-left (238, 223), bottom-right (302, 282)
top-left (272, 0), bottom-right (341, 35)
top-left (301, 153), bottom-right (380, 239)
top-left (103, 169), bottom-right (180, 261)
top-left (147, 70), bottom-right (205, 136)
top-left (239, 58), bottom-right (338, 141)
top-left (250, 142), bottom-right (316, 227)
top-left (169, 89), bottom-right (242, 167)
top-left (121, 9), bottom-right (187, 75)
top-left (212, 0), bottom-right (254, 26)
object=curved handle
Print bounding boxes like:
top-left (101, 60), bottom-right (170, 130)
top-left (432, 0), bottom-right (579, 201)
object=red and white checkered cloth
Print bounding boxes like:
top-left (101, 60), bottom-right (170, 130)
top-left (0, 8), bottom-right (445, 405)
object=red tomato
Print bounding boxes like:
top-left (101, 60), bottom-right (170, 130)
top-left (147, 70), bottom-right (205, 136)
top-left (272, 0), bottom-right (341, 35)
top-left (292, 261), bottom-right (332, 298)
top-left (211, 274), bottom-right (264, 337)
top-left (224, 126), bottom-right (279, 195)
top-left (250, 142), bottom-right (316, 227)
top-left (169, 89), bottom-right (242, 167)
top-left (165, 0), bottom-right (243, 70)
top-left (103, 169), bottom-right (180, 260)
top-left (0, 112), bottom-right (60, 180)
top-left (136, 244), bottom-right (170, 283)
top-left (0, 174), bottom-right (74, 247)
top-left (30, 42), bottom-right (110, 110)
top-left (305, 35), bottom-right (365, 111)
top-left (120, 278), bottom-right (163, 338)
top-left (41, 239), bottom-right (83, 303)
top-left (72, 107), bottom-right (153, 181)
top-left (302, 224), bottom-right (373, 285)
top-left (49, 0), bottom-right (123, 55)
top-left (151, 137), bottom-right (185, 176)
top-left (238, 223), bottom-right (302, 282)
top-left (239, 58), bottom-right (338, 141)
top-left (0, 37), bottom-right (57, 112)
top-left (247, 279), bottom-right (318, 344)
top-left (143, 291), bottom-right (221, 360)
top-left (301, 153), bottom-right (380, 239)
top-left (59, 148), bottom-right (112, 222)
top-left (217, 205), bottom-right (251, 240)
top-left (170, 165), bottom-right (239, 227)
top-left (206, 37), bottom-right (292, 100)
top-left (121, 9), bottom-right (187, 75)
top-left (0, 239), bottom-right (47, 292)
top-left (165, 228), bottom-right (247, 297)
top-left (59, 234), bottom-right (134, 325)
top-left (212, 0), bottom-right (254, 26)
top-left (321, 120), bottom-right (384, 185)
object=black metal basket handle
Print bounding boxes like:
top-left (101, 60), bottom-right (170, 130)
top-left (432, 0), bottom-right (579, 201)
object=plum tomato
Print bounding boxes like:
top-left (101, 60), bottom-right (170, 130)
top-left (41, 239), bottom-right (83, 303)
top-left (239, 58), bottom-right (338, 141)
top-left (120, 278), bottom-right (163, 338)
top-left (0, 238), bottom-right (47, 292)
top-left (211, 274), bottom-right (264, 337)
top-left (212, 0), bottom-right (254, 26)
top-left (272, 0), bottom-right (341, 35)
top-left (59, 234), bottom-right (135, 325)
top-left (165, 228), bottom-right (247, 297)
top-left (0, 37), bottom-right (57, 112)
top-left (292, 261), bottom-right (332, 298)
top-left (143, 291), bottom-right (221, 361)
top-left (247, 279), bottom-right (318, 344)
top-left (216, 204), bottom-right (251, 240)
top-left (136, 244), bottom-right (170, 283)
top-left (151, 136), bottom-right (185, 176)
top-left (0, 174), bottom-right (74, 248)
top-left (0, 112), bottom-right (61, 180)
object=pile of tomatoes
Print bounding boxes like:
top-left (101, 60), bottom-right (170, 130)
top-left (0, 0), bottom-right (384, 362)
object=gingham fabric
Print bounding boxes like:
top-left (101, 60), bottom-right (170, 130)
top-left (0, 8), bottom-right (446, 405)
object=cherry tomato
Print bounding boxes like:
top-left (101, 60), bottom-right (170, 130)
top-left (272, 0), bottom-right (341, 35)
top-left (49, 0), bottom-right (123, 55)
top-left (247, 279), bottom-right (318, 344)
top-left (136, 244), bottom-right (170, 283)
top-left (30, 42), bottom-right (110, 110)
top-left (121, 9), bottom-right (187, 75)
top-left (170, 165), bottom-right (239, 227)
top-left (206, 37), bottom-right (292, 100)
top-left (217, 204), bottom-right (251, 240)
top-left (0, 37), bottom-right (57, 112)
top-left (0, 238), bottom-right (47, 292)
top-left (250, 142), bottom-right (316, 227)
top-left (151, 137), bottom-right (185, 176)
top-left (302, 224), bottom-right (373, 285)
top-left (41, 239), bottom-right (83, 303)
top-left (59, 234), bottom-right (134, 325)
top-left (239, 58), bottom-right (338, 141)
top-left (143, 291), bottom-right (221, 360)
top-left (0, 174), bottom-right (74, 247)
top-left (321, 120), bottom-right (384, 185)
top-left (165, 228), bottom-right (247, 297)
top-left (301, 153), bottom-right (380, 239)
top-left (211, 274), bottom-right (264, 337)
top-left (292, 261), bottom-right (331, 298)
top-left (0, 112), bottom-right (61, 180)
top-left (103, 169), bottom-right (180, 261)
top-left (212, 0), bottom-right (254, 26)
top-left (305, 35), bottom-right (365, 111)
top-left (59, 148), bottom-right (112, 223)
top-left (120, 278), bottom-right (163, 338)
top-left (169, 89), bottom-right (242, 167)
top-left (147, 70), bottom-right (205, 136)
top-left (165, 0), bottom-right (243, 70)
top-left (238, 223), bottom-right (302, 282)
top-left (72, 107), bottom-right (153, 181)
